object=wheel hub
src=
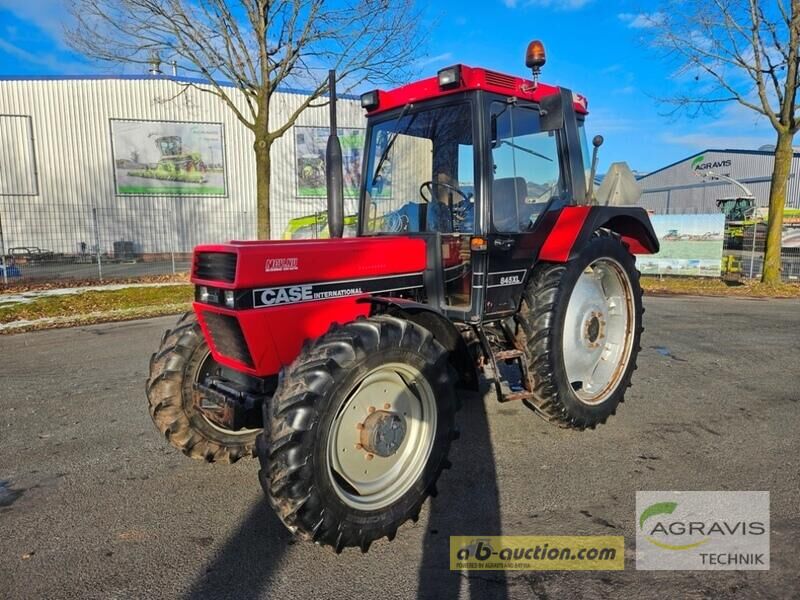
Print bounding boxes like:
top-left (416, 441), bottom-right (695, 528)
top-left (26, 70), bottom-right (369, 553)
top-left (359, 410), bottom-right (407, 457)
top-left (582, 311), bottom-right (606, 348)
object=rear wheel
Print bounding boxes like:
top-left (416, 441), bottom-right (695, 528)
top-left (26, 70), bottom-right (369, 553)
top-left (146, 312), bottom-right (260, 463)
top-left (259, 315), bottom-right (457, 552)
top-left (518, 230), bottom-right (643, 428)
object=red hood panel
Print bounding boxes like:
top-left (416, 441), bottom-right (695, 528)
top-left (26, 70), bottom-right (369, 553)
top-left (192, 236), bottom-right (427, 288)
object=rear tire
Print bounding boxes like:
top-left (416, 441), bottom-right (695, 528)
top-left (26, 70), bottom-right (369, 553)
top-left (146, 312), bottom-right (259, 463)
top-left (258, 315), bottom-right (457, 553)
top-left (518, 230), bottom-right (643, 429)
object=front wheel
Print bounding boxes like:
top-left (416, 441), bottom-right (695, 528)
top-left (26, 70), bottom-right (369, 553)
top-left (258, 315), bottom-right (457, 553)
top-left (146, 312), bottom-right (260, 463)
top-left (518, 230), bottom-right (643, 429)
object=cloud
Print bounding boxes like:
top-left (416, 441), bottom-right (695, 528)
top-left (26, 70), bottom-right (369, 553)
top-left (0, 0), bottom-right (72, 48)
top-left (618, 12), bottom-right (666, 29)
top-left (416, 52), bottom-right (454, 68)
top-left (586, 107), bottom-right (637, 133)
top-left (661, 131), bottom-right (772, 149)
top-left (0, 37), bottom-right (87, 72)
top-left (600, 64), bottom-right (623, 75)
top-left (504, 0), bottom-right (593, 10)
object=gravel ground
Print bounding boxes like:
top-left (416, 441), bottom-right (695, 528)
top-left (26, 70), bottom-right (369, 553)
top-left (0, 295), bottom-right (798, 599)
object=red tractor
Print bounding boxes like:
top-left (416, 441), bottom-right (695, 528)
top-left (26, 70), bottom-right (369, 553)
top-left (147, 42), bottom-right (658, 553)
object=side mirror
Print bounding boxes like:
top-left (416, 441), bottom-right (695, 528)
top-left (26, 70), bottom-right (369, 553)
top-left (539, 93), bottom-right (564, 131)
top-left (490, 114), bottom-right (498, 148)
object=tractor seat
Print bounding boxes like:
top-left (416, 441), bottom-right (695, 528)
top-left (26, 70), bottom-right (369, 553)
top-left (491, 177), bottom-right (527, 231)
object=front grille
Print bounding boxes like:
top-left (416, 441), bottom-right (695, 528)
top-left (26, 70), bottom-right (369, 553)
top-left (194, 252), bottom-right (237, 282)
top-left (484, 69), bottom-right (517, 90)
top-left (203, 312), bottom-right (253, 367)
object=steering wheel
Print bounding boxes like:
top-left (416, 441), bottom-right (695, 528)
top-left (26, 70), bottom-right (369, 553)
top-left (419, 181), bottom-right (470, 205)
top-left (385, 213), bottom-right (410, 233)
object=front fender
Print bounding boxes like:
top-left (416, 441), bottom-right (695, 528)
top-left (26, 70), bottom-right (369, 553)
top-left (538, 206), bottom-right (659, 262)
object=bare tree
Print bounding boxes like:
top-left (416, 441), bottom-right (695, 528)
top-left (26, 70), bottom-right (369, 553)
top-left (648, 0), bottom-right (799, 284)
top-left (68, 0), bottom-right (424, 239)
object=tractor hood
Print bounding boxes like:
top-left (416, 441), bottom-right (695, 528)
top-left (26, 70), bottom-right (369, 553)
top-left (189, 236), bottom-right (429, 376)
top-left (191, 236), bottom-right (427, 289)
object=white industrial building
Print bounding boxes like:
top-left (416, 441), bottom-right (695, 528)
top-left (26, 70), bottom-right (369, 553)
top-left (0, 75), bottom-right (363, 257)
top-left (638, 148), bottom-right (800, 215)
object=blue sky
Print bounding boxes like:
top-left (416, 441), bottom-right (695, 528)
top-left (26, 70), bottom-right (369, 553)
top-left (0, 0), bottom-right (777, 173)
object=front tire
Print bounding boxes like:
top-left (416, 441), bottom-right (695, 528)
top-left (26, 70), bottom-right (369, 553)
top-left (258, 315), bottom-right (457, 553)
top-left (519, 230), bottom-right (643, 429)
top-left (146, 312), bottom-right (260, 463)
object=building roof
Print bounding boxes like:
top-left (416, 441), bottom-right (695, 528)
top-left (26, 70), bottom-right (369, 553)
top-left (0, 74), bottom-right (359, 100)
top-left (640, 147), bottom-right (800, 180)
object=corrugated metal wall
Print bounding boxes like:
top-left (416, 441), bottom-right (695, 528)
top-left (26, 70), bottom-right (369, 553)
top-left (638, 149), bottom-right (800, 214)
top-left (0, 77), bottom-right (363, 253)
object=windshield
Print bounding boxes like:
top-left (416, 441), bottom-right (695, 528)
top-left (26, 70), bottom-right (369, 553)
top-left (362, 103), bottom-right (475, 235)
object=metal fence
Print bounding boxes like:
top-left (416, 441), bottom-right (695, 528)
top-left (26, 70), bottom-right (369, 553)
top-left (722, 221), bottom-right (800, 282)
top-left (2, 202), bottom-right (799, 287)
top-left (0, 202), bottom-right (250, 286)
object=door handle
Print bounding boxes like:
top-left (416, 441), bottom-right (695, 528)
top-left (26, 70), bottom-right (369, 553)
top-left (493, 238), bottom-right (515, 251)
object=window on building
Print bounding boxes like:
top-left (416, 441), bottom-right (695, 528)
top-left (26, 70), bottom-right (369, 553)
top-left (0, 115), bottom-right (38, 196)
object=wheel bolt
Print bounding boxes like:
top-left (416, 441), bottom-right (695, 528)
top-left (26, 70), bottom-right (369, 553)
top-left (383, 403), bottom-right (391, 410)
top-left (356, 422), bottom-right (364, 430)
top-left (355, 443), bottom-right (363, 450)
top-left (366, 453), bottom-right (374, 461)
top-left (368, 406), bottom-right (376, 414)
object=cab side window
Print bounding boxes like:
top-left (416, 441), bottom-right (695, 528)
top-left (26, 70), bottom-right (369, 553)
top-left (490, 103), bottom-right (563, 232)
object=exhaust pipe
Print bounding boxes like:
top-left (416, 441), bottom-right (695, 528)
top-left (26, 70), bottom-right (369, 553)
top-left (326, 70), bottom-right (345, 238)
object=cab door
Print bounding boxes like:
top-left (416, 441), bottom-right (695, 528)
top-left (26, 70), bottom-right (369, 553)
top-left (484, 100), bottom-right (566, 318)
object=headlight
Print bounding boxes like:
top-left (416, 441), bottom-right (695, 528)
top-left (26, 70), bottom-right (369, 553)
top-left (224, 290), bottom-right (235, 308)
top-left (199, 286), bottom-right (210, 302)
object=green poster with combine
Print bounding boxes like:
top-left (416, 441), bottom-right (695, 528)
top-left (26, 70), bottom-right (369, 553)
top-left (295, 126), bottom-right (381, 198)
top-left (111, 119), bottom-right (226, 196)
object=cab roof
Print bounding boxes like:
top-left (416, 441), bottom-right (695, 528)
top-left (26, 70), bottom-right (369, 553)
top-left (365, 64), bottom-right (588, 116)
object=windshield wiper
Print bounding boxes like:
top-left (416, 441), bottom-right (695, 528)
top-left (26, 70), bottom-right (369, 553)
top-left (498, 139), bottom-right (553, 162)
top-left (371, 103), bottom-right (415, 185)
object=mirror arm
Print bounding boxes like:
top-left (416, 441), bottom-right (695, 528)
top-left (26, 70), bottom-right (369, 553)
top-left (586, 135), bottom-right (604, 204)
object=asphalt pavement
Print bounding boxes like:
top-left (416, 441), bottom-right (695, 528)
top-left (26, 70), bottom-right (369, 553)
top-left (1, 295), bottom-right (798, 599)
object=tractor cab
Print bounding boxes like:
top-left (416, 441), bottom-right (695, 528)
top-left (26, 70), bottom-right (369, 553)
top-left (356, 61), bottom-right (595, 323)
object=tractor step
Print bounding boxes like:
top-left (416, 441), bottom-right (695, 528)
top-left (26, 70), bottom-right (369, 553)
top-left (474, 325), bottom-right (568, 425)
top-left (495, 349), bottom-right (525, 361)
top-left (501, 390), bottom-right (535, 403)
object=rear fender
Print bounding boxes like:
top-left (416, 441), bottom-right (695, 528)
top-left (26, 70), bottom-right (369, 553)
top-left (538, 206), bottom-right (659, 262)
top-left (366, 297), bottom-right (480, 391)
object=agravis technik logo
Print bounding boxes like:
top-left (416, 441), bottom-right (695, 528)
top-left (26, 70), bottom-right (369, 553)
top-left (636, 491), bottom-right (769, 570)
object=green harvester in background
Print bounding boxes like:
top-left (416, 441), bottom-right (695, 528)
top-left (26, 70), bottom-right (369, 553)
top-left (130, 136), bottom-right (209, 184)
top-left (283, 212), bottom-right (360, 239)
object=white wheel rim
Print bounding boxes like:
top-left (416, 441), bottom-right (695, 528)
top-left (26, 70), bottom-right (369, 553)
top-left (562, 258), bottom-right (635, 406)
top-left (326, 363), bottom-right (437, 510)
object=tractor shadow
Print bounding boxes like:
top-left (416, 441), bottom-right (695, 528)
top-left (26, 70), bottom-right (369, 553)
top-left (182, 499), bottom-right (293, 600)
top-left (417, 383), bottom-right (509, 600)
